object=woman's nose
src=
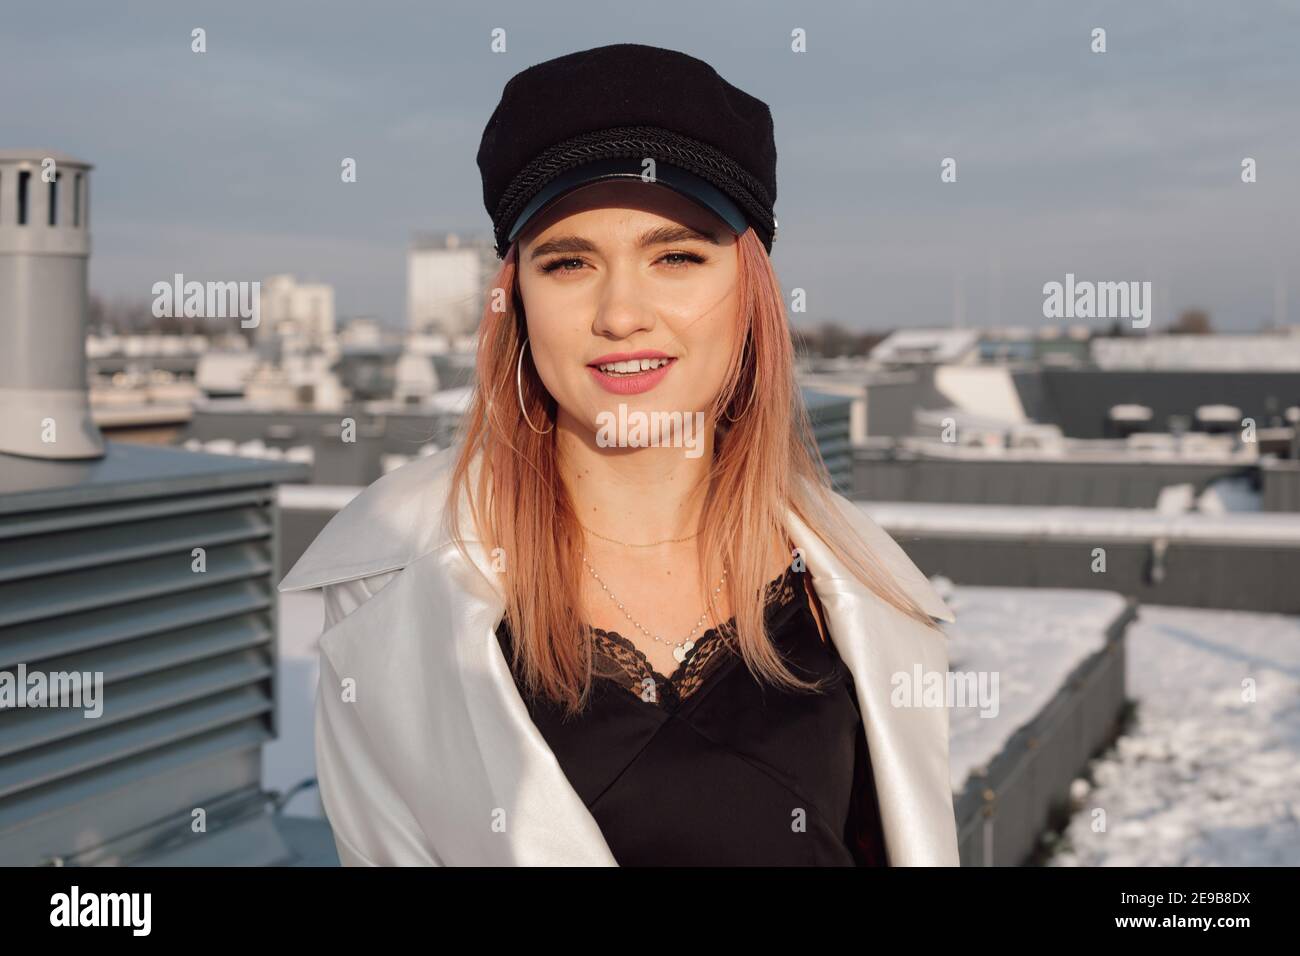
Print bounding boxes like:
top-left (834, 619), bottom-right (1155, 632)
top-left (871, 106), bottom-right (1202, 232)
top-left (589, 265), bottom-right (657, 339)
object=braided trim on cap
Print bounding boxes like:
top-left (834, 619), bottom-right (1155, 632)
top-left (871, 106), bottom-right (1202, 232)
top-left (493, 125), bottom-right (775, 255)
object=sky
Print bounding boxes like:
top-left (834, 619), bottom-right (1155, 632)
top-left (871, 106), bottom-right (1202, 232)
top-left (3, 0), bottom-right (1298, 332)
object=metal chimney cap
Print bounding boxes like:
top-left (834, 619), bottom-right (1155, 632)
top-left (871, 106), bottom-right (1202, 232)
top-left (0, 149), bottom-right (94, 169)
top-left (0, 147), bottom-right (102, 459)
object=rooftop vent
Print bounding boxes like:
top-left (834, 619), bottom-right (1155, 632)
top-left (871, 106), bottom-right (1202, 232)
top-left (0, 149), bottom-right (103, 459)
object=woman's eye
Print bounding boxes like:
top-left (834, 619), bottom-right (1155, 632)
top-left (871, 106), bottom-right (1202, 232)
top-left (659, 251), bottom-right (706, 268)
top-left (540, 257), bottom-right (585, 274)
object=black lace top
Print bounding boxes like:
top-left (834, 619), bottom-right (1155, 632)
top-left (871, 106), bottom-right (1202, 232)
top-left (495, 565), bottom-right (888, 866)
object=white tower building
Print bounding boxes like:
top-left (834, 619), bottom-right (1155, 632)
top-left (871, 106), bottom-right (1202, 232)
top-left (406, 232), bottom-right (496, 338)
top-left (257, 273), bottom-right (336, 346)
top-left (0, 149), bottom-right (103, 458)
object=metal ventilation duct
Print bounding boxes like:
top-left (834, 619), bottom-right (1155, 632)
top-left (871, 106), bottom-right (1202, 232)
top-left (0, 149), bottom-right (103, 459)
top-left (0, 443), bottom-right (308, 865)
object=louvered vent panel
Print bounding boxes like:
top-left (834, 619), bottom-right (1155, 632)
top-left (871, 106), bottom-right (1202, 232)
top-left (0, 482), bottom-right (283, 865)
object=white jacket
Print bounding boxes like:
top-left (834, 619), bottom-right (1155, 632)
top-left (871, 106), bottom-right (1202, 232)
top-left (279, 444), bottom-right (960, 866)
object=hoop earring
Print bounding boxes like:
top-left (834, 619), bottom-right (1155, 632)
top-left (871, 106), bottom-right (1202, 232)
top-left (724, 337), bottom-right (758, 423)
top-left (516, 337), bottom-right (554, 434)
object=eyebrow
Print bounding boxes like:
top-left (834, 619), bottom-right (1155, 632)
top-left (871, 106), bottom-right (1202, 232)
top-left (528, 224), bottom-right (721, 260)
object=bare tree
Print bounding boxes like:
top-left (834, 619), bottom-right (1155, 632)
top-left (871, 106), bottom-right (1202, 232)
top-left (1168, 308), bottom-right (1213, 335)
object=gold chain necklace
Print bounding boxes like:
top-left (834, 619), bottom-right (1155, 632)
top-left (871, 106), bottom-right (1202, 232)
top-left (581, 553), bottom-right (726, 663)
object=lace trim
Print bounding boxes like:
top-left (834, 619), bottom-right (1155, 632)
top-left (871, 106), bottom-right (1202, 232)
top-left (589, 567), bottom-right (799, 706)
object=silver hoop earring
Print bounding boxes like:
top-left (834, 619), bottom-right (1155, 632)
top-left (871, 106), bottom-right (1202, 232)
top-left (516, 337), bottom-right (554, 434)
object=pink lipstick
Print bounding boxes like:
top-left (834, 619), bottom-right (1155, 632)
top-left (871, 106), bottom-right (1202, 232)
top-left (586, 350), bottom-right (677, 395)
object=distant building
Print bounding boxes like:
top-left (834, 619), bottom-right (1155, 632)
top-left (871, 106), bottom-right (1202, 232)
top-left (870, 328), bottom-right (980, 367)
top-left (392, 350), bottom-right (440, 404)
top-left (258, 274), bottom-right (335, 346)
top-left (1092, 332), bottom-right (1300, 371)
top-left (406, 232), bottom-right (497, 337)
top-left (337, 317), bottom-right (386, 348)
top-left (195, 349), bottom-right (259, 398)
top-left (978, 325), bottom-right (1091, 366)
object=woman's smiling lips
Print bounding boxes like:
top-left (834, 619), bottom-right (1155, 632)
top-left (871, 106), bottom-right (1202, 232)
top-left (586, 350), bottom-right (678, 395)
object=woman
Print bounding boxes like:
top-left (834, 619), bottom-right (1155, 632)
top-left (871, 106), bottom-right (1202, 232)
top-left (281, 42), bottom-right (959, 866)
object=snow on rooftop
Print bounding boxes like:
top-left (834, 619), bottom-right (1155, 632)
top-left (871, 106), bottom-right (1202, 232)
top-left (899, 430), bottom-right (1254, 464)
top-left (195, 351), bottom-right (259, 391)
top-left (1092, 333), bottom-right (1300, 371)
top-left (268, 590), bottom-right (327, 818)
top-left (1050, 603), bottom-right (1300, 865)
top-left (942, 586), bottom-right (1129, 791)
top-left (278, 484), bottom-right (362, 512)
top-left (1108, 403), bottom-right (1153, 421)
top-left (860, 501), bottom-right (1300, 544)
top-left (871, 328), bottom-right (980, 365)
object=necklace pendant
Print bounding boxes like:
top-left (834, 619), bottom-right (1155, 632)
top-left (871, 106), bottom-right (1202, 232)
top-left (673, 640), bottom-right (695, 664)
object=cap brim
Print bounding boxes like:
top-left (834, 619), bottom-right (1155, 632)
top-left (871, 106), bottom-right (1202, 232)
top-left (504, 157), bottom-right (750, 246)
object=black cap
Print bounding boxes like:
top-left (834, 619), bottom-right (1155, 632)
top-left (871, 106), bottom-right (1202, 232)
top-left (477, 43), bottom-right (778, 259)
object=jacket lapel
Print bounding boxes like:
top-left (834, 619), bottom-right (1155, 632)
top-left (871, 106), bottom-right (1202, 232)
top-left (316, 540), bottom-right (619, 865)
top-left (785, 508), bottom-right (959, 866)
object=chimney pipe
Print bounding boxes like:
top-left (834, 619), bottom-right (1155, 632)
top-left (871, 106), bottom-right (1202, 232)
top-left (0, 149), bottom-right (104, 459)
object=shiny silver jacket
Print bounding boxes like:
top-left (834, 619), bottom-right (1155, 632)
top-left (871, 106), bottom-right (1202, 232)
top-left (279, 445), bottom-right (960, 866)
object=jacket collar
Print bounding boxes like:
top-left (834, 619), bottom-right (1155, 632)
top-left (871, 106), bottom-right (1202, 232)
top-left (282, 446), bottom-right (959, 865)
